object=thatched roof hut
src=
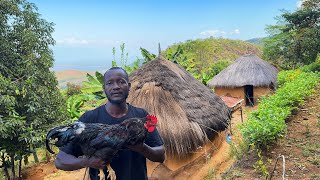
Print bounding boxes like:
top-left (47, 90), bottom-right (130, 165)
top-left (208, 54), bottom-right (278, 88)
top-left (127, 56), bottom-right (231, 157)
top-left (208, 54), bottom-right (278, 106)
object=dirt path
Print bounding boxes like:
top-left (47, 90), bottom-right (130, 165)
top-left (223, 85), bottom-right (320, 179)
top-left (22, 161), bottom-right (87, 180)
top-left (187, 107), bottom-right (250, 179)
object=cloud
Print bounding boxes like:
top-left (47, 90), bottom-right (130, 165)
top-left (230, 29), bottom-right (240, 35)
top-left (199, 30), bottom-right (226, 37)
top-left (199, 29), bottom-right (240, 38)
top-left (56, 37), bottom-right (90, 45)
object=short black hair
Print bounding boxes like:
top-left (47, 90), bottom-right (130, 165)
top-left (104, 67), bottom-right (129, 81)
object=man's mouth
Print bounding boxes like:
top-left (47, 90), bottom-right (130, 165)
top-left (111, 92), bottom-right (123, 96)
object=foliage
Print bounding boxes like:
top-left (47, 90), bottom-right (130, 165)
top-left (229, 140), bottom-right (250, 160)
top-left (0, 0), bottom-right (67, 178)
top-left (263, 0), bottom-right (320, 69)
top-left (253, 149), bottom-right (270, 179)
top-left (66, 94), bottom-right (94, 121)
top-left (201, 60), bottom-right (231, 85)
top-left (240, 69), bottom-right (319, 149)
top-left (112, 43), bottom-right (141, 74)
top-left (66, 71), bottom-right (106, 119)
top-left (65, 82), bottom-right (82, 97)
top-left (139, 39), bottom-right (244, 84)
top-left (164, 38), bottom-right (261, 83)
top-left (204, 168), bottom-right (215, 180)
top-left (301, 54), bottom-right (320, 72)
top-left (82, 72), bottom-right (104, 97)
top-left (140, 47), bottom-right (156, 64)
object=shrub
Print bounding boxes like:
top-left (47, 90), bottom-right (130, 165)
top-left (240, 70), bottom-right (319, 149)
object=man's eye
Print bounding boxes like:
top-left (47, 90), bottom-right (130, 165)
top-left (119, 80), bottom-right (126, 84)
top-left (106, 82), bottom-right (112, 85)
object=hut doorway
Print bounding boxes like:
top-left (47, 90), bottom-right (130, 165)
top-left (244, 85), bottom-right (254, 106)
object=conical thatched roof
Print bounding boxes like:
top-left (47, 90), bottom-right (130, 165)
top-left (208, 54), bottom-right (279, 88)
top-left (127, 56), bottom-right (231, 157)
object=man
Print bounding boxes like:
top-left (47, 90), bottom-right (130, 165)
top-left (55, 67), bottom-right (165, 180)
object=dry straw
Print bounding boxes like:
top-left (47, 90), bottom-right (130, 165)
top-left (128, 56), bottom-right (231, 157)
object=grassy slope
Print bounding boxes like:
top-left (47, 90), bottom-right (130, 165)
top-left (164, 38), bottom-right (262, 72)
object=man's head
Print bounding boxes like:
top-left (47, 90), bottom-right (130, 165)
top-left (103, 67), bottom-right (130, 104)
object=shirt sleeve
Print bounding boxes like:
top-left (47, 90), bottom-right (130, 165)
top-left (139, 109), bottom-right (164, 147)
top-left (145, 127), bottom-right (164, 147)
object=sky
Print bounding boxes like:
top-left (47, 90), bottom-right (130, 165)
top-left (29, 0), bottom-right (301, 72)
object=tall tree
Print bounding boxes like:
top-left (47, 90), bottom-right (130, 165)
top-left (263, 0), bottom-right (320, 69)
top-left (0, 0), bottom-right (67, 178)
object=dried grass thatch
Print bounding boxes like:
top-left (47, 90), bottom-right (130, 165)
top-left (208, 54), bottom-right (279, 88)
top-left (127, 56), bottom-right (231, 157)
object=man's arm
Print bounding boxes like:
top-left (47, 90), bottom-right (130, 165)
top-left (55, 151), bottom-right (106, 171)
top-left (128, 143), bottom-right (165, 163)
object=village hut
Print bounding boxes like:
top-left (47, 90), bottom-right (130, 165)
top-left (127, 56), bottom-right (231, 173)
top-left (208, 54), bottom-right (279, 106)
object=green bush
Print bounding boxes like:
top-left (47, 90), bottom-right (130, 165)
top-left (301, 54), bottom-right (320, 73)
top-left (240, 70), bottom-right (319, 148)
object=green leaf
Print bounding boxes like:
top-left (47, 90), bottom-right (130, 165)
top-left (95, 71), bottom-right (104, 84)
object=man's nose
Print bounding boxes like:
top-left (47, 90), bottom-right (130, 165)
top-left (112, 83), bottom-right (120, 89)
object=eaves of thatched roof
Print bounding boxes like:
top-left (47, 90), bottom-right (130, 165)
top-left (208, 54), bottom-right (279, 88)
top-left (128, 56), bottom-right (231, 157)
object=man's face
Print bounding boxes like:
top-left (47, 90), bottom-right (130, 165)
top-left (103, 69), bottom-right (130, 104)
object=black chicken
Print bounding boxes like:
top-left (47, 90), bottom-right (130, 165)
top-left (46, 115), bottom-right (157, 180)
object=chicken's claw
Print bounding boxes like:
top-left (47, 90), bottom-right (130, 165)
top-left (107, 164), bottom-right (116, 180)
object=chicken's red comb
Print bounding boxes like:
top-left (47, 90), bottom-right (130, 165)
top-left (146, 115), bottom-right (157, 124)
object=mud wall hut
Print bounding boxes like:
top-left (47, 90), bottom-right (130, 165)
top-left (127, 56), bottom-right (231, 175)
top-left (208, 54), bottom-right (279, 106)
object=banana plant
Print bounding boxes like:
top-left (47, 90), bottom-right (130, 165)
top-left (140, 47), bottom-right (156, 63)
top-left (67, 71), bottom-right (107, 121)
top-left (66, 94), bottom-right (94, 120)
top-left (81, 71), bottom-right (105, 99)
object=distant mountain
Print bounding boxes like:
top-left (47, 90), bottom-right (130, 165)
top-left (55, 70), bottom-right (93, 89)
top-left (246, 37), bottom-right (265, 46)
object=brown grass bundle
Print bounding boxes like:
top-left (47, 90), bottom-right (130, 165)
top-left (128, 56), bottom-right (231, 157)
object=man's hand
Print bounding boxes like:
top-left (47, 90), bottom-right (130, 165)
top-left (82, 156), bottom-right (108, 169)
top-left (56, 151), bottom-right (108, 171)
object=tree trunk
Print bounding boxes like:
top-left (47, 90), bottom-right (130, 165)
top-left (23, 155), bottom-right (28, 166)
top-left (32, 150), bottom-right (39, 163)
top-left (1, 153), bottom-right (10, 179)
top-left (18, 159), bottom-right (22, 179)
top-left (3, 167), bottom-right (10, 180)
top-left (45, 150), bottom-right (51, 163)
top-left (10, 154), bottom-right (15, 179)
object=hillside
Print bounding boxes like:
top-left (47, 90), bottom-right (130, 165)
top-left (164, 38), bottom-right (262, 74)
top-left (223, 85), bottom-right (320, 179)
top-left (55, 70), bottom-right (92, 89)
top-left (246, 37), bottom-right (265, 46)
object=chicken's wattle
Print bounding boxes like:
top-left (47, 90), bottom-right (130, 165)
top-left (144, 115), bottom-right (157, 132)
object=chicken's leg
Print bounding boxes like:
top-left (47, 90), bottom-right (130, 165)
top-left (107, 164), bottom-right (116, 180)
